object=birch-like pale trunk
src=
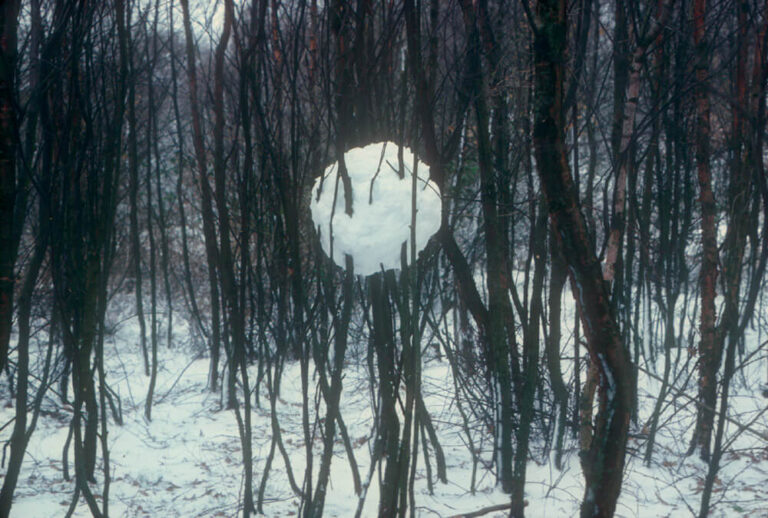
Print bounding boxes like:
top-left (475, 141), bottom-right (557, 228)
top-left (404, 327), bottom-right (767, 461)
top-left (602, 3), bottom-right (671, 283)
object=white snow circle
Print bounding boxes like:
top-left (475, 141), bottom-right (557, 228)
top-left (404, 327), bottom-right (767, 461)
top-left (309, 141), bottom-right (442, 276)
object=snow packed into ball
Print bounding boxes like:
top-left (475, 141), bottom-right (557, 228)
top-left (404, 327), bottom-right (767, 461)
top-left (309, 142), bottom-right (442, 276)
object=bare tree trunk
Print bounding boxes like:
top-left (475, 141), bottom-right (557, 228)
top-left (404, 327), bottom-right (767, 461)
top-left (208, 1), bottom-right (255, 514)
top-left (0, 0), bottom-right (21, 376)
top-left (0, 1), bottom-right (41, 510)
top-left (530, 0), bottom-right (633, 515)
top-left (151, 0), bottom-right (173, 353)
top-left (144, 0), bottom-right (160, 420)
top-left (311, 256), bottom-right (354, 517)
top-left (370, 272), bottom-right (401, 517)
top-left (457, 0), bottom-right (515, 494)
top-left (603, 2), bottom-right (670, 282)
top-left (698, 5), bottom-right (768, 514)
top-left (0, 197), bottom-right (47, 516)
top-left (689, 0), bottom-right (720, 462)
top-left (179, 0), bottom-right (223, 391)
top-left (547, 238), bottom-right (569, 469)
top-left (126, 1), bottom-right (149, 376)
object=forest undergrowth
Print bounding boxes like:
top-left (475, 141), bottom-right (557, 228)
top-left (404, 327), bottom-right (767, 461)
top-left (3, 294), bottom-right (767, 518)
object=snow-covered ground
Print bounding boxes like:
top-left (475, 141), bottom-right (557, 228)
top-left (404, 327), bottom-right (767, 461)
top-left (2, 297), bottom-right (768, 517)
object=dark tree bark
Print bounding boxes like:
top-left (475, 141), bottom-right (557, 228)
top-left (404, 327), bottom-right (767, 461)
top-left (547, 237), bottom-right (569, 469)
top-left (311, 256), bottom-right (355, 517)
top-left (0, 0), bottom-right (40, 512)
top-left (688, 0), bottom-right (720, 462)
top-left (530, 0), bottom-right (633, 516)
top-left (510, 199), bottom-right (547, 518)
top-left (211, 0), bottom-right (255, 514)
top-left (168, 0), bottom-right (207, 348)
top-left (179, 0), bottom-right (223, 392)
top-left (126, 0), bottom-right (149, 377)
top-left (698, 4), bottom-right (768, 513)
top-left (41, 4), bottom-right (126, 515)
top-left (149, 0), bottom-right (173, 354)
top-left (0, 155), bottom-right (47, 518)
top-left (144, 0), bottom-right (161, 421)
top-left (0, 0), bottom-right (20, 376)
top-left (370, 272), bottom-right (401, 517)
top-left (456, 0), bottom-right (515, 494)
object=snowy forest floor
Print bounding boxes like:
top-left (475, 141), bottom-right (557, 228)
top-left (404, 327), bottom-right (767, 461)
top-left (3, 298), bottom-right (768, 517)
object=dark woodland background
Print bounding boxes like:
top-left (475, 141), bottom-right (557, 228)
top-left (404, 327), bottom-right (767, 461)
top-left (0, 0), bottom-right (767, 517)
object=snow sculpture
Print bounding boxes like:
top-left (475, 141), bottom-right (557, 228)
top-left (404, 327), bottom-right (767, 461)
top-left (310, 142), bottom-right (442, 276)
